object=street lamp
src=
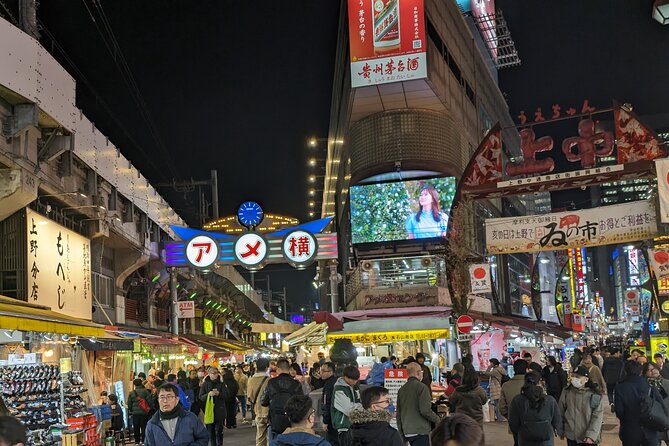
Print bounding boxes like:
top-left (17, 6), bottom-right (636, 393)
top-left (40, 192), bottom-right (87, 199)
top-left (62, 205), bottom-right (106, 213)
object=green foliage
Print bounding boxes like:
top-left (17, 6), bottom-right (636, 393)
top-left (350, 178), bottom-right (456, 244)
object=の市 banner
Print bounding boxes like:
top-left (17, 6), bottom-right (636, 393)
top-left (348, 0), bottom-right (427, 87)
top-left (485, 200), bottom-right (657, 254)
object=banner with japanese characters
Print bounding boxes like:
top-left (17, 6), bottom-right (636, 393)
top-left (348, 0), bottom-right (427, 87)
top-left (469, 264), bottom-right (492, 294)
top-left (485, 201), bottom-right (657, 254)
top-left (26, 209), bottom-right (92, 320)
top-left (655, 158), bottom-right (669, 223)
top-left (649, 248), bottom-right (669, 279)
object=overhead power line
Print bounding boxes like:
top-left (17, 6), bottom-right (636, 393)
top-left (37, 17), bottom-right (170, 182)
top-left (81, 0), bottom-right (179, 179)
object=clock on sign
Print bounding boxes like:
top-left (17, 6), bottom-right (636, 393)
top-left (237, 201), bottom-right (264, 229)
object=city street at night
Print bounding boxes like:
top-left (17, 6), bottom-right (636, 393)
top-left (1, 1), bottom-right (669, 446)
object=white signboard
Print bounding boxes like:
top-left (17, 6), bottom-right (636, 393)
top-left (485, 201), bottom-right (657, 254)
top-left (234, 233), bottom-right (268, 269)
top-left (185, 235), bottom-right (219, 269)
top-left (26, 209), bottom-right (92, 320)
top-left (469, 264), bottom-right (492, 294)
top-left (178, 301), bottom-right (195, 319)
top-left (282, 230), bottom-right (317, 267)
top-left (383, 368), bottom-right (408, 406)
top-left (656, 158), bottom-right (669, 223)
top-left (649, 248), bottom-right (669, 279)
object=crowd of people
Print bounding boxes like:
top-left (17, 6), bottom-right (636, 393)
top-left (4, 346), bottom-right (669, 446)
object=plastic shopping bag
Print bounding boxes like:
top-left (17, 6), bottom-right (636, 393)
top-left (204, 394), bottom-right (215, 425)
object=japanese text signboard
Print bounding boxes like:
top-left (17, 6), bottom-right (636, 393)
top-left (327, 328), bottom-right (449, 344)
top-left (348, 0), bottom-right (427, 87)
top-left (384, 368), bottom-right (407, 406)
top-left (26, 209), bottom-right (92, 320)
top-left (469, 264), bottom-right (492, 294)
top-left (485, 201), bottom-right (657, 255)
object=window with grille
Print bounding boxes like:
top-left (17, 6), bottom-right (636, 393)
top-left (92, 272), bottom-right (115, 308)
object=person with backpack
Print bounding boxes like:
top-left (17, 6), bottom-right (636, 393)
top-left (367, 358), bottom-right (393, 387)
top-left (261, 358), bottom-right (305, 438)
top-left (128, 378), bottom-right (154, 444)
top-left (558, 366), bottom-right (604, 446)
top-left (223, 369), bottom-right (239, 429)
top-left (508, 371), bottom-right (562, 446)
top-left (486, 358), bottom-right (508, 422)
top-left (199, 366), bottom-right (229, 446)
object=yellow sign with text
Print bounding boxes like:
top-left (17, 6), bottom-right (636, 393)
top-left (651, 336), bottom-right (669, 359)
top-left (203, 318), bottom-right (213, 336)
top-left (327, 329), bottom-right (450, 344)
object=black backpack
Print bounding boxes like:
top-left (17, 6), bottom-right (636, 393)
top-left (269, 381), bottom-right (299, 434)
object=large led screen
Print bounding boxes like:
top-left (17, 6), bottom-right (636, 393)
top-left (350, 177), bottom-right (456, 244)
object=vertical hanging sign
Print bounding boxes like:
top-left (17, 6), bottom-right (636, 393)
top-left (348, 0), bottom-right (427, 87)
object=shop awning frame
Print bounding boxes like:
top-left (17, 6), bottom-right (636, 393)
top-left (0, 295), bottom-right (106, 337)
top-left (284, 322), bottom-right (328, 346)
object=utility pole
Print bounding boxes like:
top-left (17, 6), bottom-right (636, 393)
top-left (283, 286), bottom-right (287, 319)
top-left (154, 169), bottom-right (219, 226)
top-left (329, 259), bottom-right (339, 312)
top-left (170, 267), bottom-right (179, 335)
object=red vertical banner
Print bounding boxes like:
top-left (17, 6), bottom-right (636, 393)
top-left (348, 0), bottom-right (427, 87)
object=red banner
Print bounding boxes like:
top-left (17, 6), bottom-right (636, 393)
top-left (348, 0), bottom-right (427, 87)
top-left (461, 124), bottom-right (503, 187)
top-left (615, 107), bottom-right (665, 163)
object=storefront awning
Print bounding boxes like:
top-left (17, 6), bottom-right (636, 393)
top-left (182, 334), bottom-right (231, 354)
top-left (79, 337), bottom-right (135, 351)
top-left (326, 317), bottom-right (451, 344)
top-left (0, 295), bottom-right (105, 337)
top-left (284, 322), bottom-right (327, 346)
top-left (217, 339), bottom-right (252, 353)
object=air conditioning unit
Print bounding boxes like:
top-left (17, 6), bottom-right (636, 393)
top-left (421, 257), bottom-right (433, 267)
top-left (361, 260), bottom-right (374, 271)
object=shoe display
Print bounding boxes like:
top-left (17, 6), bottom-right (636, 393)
top-left (0, 363), bottom-right (90, 446)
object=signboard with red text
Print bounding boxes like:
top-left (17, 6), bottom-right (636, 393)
top-left (348, 0), bottom-right (427, 87)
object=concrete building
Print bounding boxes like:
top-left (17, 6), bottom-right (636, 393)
top-left (318, 0), bottom-right (530, 317)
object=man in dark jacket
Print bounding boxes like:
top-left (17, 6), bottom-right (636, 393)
top-left (350, 386), bottom-right (403, 446)
top-left (602, 347), bottom-right (624, 406)
top-left (261, 358), bottom-right (304, 437)
top-left (188, 369), bottom-right (202, 415)
top-left (320, 362), bottom-right (339, 446)
top-left (614, 360), bottom-right (664, 446)
top-left (199, 366), bottom-right (229, 446)
top-left (415, 354), bottom-right (433, 389)
top-left (127, 378), bottom-right (154, 444)
top-left (144, 383), bottom-right (209, 446)
top-left (542, 356), bottom-right (567, 404)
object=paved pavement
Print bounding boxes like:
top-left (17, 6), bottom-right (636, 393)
top-left (223, 411), bottom-right (624, 446)
top-left (482, 410), bottom-right (622, 445)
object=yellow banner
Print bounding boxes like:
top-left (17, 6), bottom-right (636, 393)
top-left (650, 336), bottom-right (669, 359)
top-left (327, 329), bottom-right (450, 344)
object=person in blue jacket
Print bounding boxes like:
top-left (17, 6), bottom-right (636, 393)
top-left (144, 383), bottom-right (209, 446)
top-left (614, 359), bottom-right (665, 446)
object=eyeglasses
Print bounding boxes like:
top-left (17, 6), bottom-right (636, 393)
top-left (374, 399), bottom-right (391, 406)
top-left (158, 395), bottom-right (177, 401)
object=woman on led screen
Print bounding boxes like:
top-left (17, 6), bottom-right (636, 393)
top-left (405, 185), bottom-right (449, 239)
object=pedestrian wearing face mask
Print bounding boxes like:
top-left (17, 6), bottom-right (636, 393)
top-left (558, 366), bottom-right (604, 446)
top-left (349, 386), bottom-right (403, 446)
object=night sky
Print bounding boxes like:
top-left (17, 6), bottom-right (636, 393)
top-left (29, 1), bottom-right (669, 311)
